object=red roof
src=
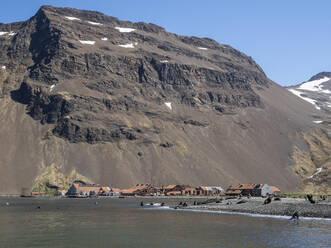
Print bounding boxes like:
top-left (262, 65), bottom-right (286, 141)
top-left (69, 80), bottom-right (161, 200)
top-left (227, 184), bottom-right (264, 190)
top-left (101, 187), bottom-right (110, 192)
top-left (184, 187), bottom-right (196, 191)
top-left (121, 184), bottom-right (152, 194)
top-left (168, 191), bottom-right (182, 195)
top-left (270, 186), bottom-right (281, 193)
top-left (226, 189), bottom-right (242, 194)
top-left (165, 185), bottom-right (177, 189)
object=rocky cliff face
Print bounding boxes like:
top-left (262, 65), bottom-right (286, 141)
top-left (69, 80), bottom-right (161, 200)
top-left (3, 6), bottom-right (266, 144)
top-left (0, 6), bottom-right (323, 193)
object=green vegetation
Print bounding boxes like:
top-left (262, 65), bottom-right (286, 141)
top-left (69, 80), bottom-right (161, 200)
top-left (45, 189), bottom-right (57, 196)
top-left (32, 163), bottom-right (92, 193)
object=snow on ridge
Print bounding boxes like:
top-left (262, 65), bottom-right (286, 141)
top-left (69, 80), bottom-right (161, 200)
top-left (298, 77), bottom-right (330, 92)
top-left (101, 37), bottom-right (108, 41)
top-left (288, 89), bottom-right (321, 110)
top-left (313, 120), bottom-right (323, 124)
top-left (321, 89), bottom-right (331, 94)
top-left (308, 167), bottom-right (322, 179)
top-left (118, 43), bottom-right (134, 48)
top-left (0, 32), bottom-right (8, 36)
top-left (88, 21), bottom-right (103, 26)
top-left (165, 102), bottom-right (172, 110)
top-left (79, 40), bottom-right (95, 45)
top-left (65, 16), bottom-right (81, 21)
top-left (198, 47), bottom-right (208, 50)
top-left (1, 65), bottom-right (6, 69)
top-left (115, 27), bottom-right (136, 33)
top-left (160, 60), bottom-right (169, 63)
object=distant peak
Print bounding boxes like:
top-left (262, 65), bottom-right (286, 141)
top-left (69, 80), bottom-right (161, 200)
top-left (308, 72), bottom-right (331, 82)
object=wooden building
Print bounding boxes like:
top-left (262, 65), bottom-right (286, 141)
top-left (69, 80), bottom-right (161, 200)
top-left (270, 186), bottom-right (281, 196)
top-left (67, 182), bottom-right (103, 196)
top-left (197, 186), bottom-right (224, 196)
top-left (162, 185), bottom-right (198, 196)
top-left (121, 184), bottom-right (157, 196)
top-left (226, 184), bottom-right (275, 197)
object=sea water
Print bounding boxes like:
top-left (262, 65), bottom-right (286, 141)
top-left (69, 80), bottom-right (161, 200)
top-left (0, 197), bottom-right (330, 248)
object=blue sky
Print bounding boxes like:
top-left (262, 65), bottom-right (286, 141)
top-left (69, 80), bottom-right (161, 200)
top-left (1, 0), bottom-right (330, 86)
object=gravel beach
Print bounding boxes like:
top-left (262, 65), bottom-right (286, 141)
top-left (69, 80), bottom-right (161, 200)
top-left (185, 197), bottom-right (331, 218)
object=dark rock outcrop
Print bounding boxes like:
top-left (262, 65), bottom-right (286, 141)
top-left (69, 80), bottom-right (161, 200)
top-left (184, 120), bottom-right (208, 127)
top-left (160, 142), bottom-right (173, 148)
top-left (2, 6), bottom-right (268, 144)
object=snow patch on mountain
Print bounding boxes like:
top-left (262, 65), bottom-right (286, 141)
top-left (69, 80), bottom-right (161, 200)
top-left (88, 21), bottom-right (102, 26)
top-left (50, 84), bottom-right (55, 92)
top-left (118, 43), bottom-right (134, 48)
top-left (308, 168), bottom-right (322, 179)
top-left (165, 102), bottom-right (172, 110)
top-left (198, 47), bottom-right (208, 50)
top-left (298, 77), bottom-right (330, 92)
top-left (115, 27), bottom-right (135, 33)
top-left (288, 89), bottom-right (320, 110)
top-left (0, 31), bottom-right (16, 36)
top-left (65, 16), bottom-right (81, 21)
top-left (79, 40), bottom-right (95, 45)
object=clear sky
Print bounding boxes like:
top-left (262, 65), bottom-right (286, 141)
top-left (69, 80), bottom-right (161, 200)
top-left (1, 0), bottom-right (330, 86)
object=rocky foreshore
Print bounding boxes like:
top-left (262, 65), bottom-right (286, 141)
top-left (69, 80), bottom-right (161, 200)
top-left (185, 197), bottom-right (331, 218)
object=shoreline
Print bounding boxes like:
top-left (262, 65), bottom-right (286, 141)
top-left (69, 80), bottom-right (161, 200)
top-left (181, 197), bottom-right (331, 219)
top-left (175, 208), bottom-right (331, 221)
top-left (2, 195), bottom-right (330, 219)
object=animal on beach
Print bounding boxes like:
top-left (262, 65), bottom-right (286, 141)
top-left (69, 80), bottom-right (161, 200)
top-left (290, 211), bottom-right (299, 221)
top-left (306, 194), bottom-right (315, 204)
top-left (263, 197), bottom-right (272, 205)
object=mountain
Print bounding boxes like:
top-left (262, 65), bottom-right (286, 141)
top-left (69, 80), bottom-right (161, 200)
top-left (287, 73), bottom-right (331, 194)
top-left (0, 6), bottom-right (326, 194)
